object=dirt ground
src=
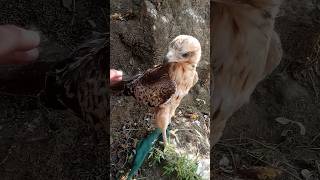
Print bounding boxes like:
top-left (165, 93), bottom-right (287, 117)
top-left (0, 0), bottom-right (108, 179)
top-left (213, 1), bottom-right (320, 179)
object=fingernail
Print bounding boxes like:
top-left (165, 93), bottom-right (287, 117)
top-left (116, 70), bottom-right (123, 76)
top-left (23, 29), bottom-right (41, 48)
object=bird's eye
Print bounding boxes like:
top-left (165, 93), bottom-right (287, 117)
top-left (182, 52), bottom-right (189, 58)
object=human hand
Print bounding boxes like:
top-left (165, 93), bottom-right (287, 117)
top-left (0, 25), bottom-right (40, 64)
top-left (110, 69), bottom-right (122, 85)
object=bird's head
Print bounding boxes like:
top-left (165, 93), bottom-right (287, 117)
top-left (164, 35), bottom-right (201, 65)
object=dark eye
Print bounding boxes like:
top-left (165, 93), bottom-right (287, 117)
top-left (182, 52), bottom-right (189, 58)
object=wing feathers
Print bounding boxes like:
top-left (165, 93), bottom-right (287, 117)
top-left (112, 63), bottom-right (176, 107)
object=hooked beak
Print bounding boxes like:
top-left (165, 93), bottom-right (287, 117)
top-left (163, 55), bottom-right (169, 63)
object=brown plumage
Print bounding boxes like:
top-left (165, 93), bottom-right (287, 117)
top-left (212, 0), bottom-right (283, 145)
top-left (112, 63), bottom-right (176, 107)
top-left (112, 35), bottom-right (201, 144)
top-left (42, 33), bottom-right (108, 131)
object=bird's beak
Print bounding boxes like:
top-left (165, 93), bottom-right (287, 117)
top-left (163, 55), bottom-right (169, 63)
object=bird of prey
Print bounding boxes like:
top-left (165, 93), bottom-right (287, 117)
top-left (112, 35), bottom-right (202, 144)
top-left (42, 33), bottom-right (108, 134)
top-left (211, 0), bottom-right (283, 145)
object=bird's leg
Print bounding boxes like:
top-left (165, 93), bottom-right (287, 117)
top-left (155, 107), bottom-right (171, 145)
top-left (262, 30), bottom-right (282, 79)
top-left (169, 98), bottom-right (181, 118)
top-left (211, 116), bottom-right (228, 146)
top-left (161, 128), bottom-right (168, 145)
top-left (210, 110), bottom-right (232, 147)
top-left (211, 108), bottom-right (230, 146)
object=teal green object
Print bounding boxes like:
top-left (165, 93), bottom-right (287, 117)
top-left (126, 128), bottom-right (169, 180)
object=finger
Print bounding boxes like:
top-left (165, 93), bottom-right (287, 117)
top-left (0, 48), bottom-right (39, 64)
top-left (110, 69), bottom-right (123, 79)
top-left (111, 76), bottom-right (122, 82)
top-left (110, 77), bottom-right (122, 86)
top-left (110, 69), bottom-right (123, 85)
top-left (0, 25), bottom-right (40, 55)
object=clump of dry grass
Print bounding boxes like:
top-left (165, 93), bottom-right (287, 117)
top-left (291, 34), bottom-right (320, 99)
top-left (213, 135), bottom-right (320, 180)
